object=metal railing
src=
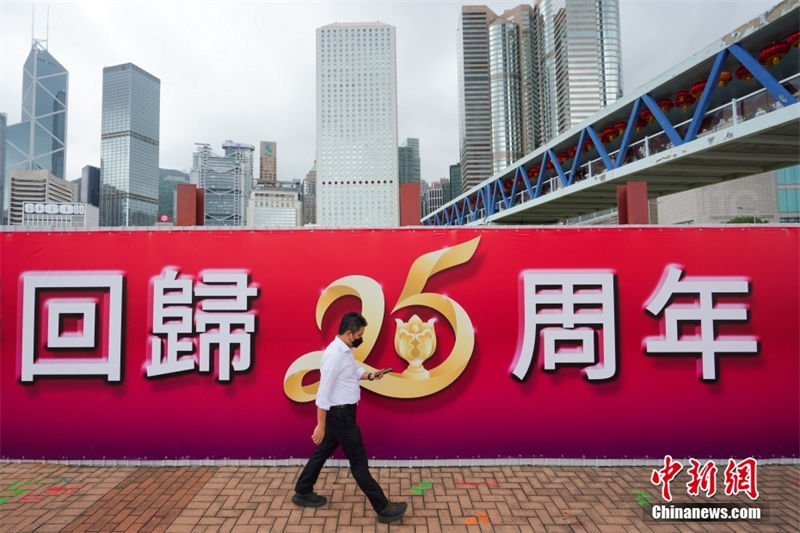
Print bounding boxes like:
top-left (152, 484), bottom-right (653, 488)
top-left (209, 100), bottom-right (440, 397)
top-left (482, 73), bottom-right (800, 219)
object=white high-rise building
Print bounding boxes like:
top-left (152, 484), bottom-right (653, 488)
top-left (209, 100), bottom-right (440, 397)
top-left (316, 22), bottom-right (399, 227)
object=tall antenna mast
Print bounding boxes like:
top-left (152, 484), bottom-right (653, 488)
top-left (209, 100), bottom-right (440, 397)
top-left (46, 6), bottom-right (50, 49)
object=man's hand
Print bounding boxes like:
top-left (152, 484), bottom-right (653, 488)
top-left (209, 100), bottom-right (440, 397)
top-left (312, 424), bottom-right (324, 445)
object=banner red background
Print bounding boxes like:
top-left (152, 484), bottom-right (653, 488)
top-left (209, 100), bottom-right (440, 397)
top-left (1, 227), bottom-right (797, 460)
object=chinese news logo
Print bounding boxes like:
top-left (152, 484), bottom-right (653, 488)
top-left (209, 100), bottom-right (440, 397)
top-left (651, 455), bottom-right (759, 501)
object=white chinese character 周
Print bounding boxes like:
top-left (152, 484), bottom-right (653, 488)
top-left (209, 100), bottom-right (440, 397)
top-left (644, 265), bottom-right (758, 381)
top-left (512, 270), bottom-right (617, 382)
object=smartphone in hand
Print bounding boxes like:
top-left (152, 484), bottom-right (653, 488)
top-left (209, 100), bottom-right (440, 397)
top-left (374, 367), bottom-right (393, 377)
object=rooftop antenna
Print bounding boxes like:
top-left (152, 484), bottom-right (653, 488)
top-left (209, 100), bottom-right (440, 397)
top-left (31, 4), bottom-right (49, 50)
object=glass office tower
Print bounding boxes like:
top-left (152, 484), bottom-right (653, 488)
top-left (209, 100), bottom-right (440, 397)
top-left (543, 0), bottom-right (622, 135)
top-left (458, 1), bottom-right (621, 187)
top-left (398, 138), bottom-right (420, 184)
top-left (100, 63), bottom-right (160, 226)
top-left (316, 22), bottom-right (399, 227)
top-left (4, 40), bottom-right (68, 224)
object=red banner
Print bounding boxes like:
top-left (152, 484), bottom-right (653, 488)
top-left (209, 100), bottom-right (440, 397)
top-left (1, 227), bottom-right (798, 460)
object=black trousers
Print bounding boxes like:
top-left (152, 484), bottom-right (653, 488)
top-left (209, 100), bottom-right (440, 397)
top-left (295, 404), bottom-right (388, 512)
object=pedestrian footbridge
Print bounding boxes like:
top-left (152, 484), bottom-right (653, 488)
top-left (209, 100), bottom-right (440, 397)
top-left (423, 1), bottom-right (800, 226)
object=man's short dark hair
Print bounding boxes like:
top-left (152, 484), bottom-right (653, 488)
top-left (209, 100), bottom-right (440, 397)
top-left (339, 312), bottom-right (367, 335)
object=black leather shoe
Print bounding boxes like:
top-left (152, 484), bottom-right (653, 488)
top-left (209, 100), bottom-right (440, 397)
top-left (292, 492), bottom-right (327, 507)
top-left (377, 501), bottom-right (408, 523)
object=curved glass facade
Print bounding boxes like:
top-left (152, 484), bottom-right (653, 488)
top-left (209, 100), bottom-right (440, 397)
top-left (489, 21), bottom-right (523, 173)
top-left (544, 0), bottom-right (622, 136)
top-left (458, 1), bottom-right (622, 184)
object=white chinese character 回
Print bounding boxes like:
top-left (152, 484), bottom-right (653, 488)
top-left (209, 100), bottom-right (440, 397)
top-left (512, 271), bottom-right (616, 382)
top-left (194, 271), bottom-right (258, 382)
top-left (644, 265), bottom-right (758, 381)
top-left (21, 272), bottom-right (124, 382)
top-left (147, 268), bottom-right (196, 377)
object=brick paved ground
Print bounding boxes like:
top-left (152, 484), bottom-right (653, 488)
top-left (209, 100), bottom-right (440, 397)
top-left (0, 463), bottom-right (797, 532)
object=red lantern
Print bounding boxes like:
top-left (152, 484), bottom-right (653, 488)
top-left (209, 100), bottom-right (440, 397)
top-left (639, 108), bottom-right (653, 124)
top-left (600, 127), bottom-right (617, 144)
top-left (567, 146), bottom-right (577, 159)
top-left (690, 80), bottom-right (706, 99)
top-left (759, 41), bottom-right (790, 67)
top-left (718, 70), bottom-right (732, 86)
top-left (635, 117), bottom-right (649, 131)
top-left (789, 31), bottom-right (800, 48)
top-left (674, 90), bottom-right (696, 110)
top-left (527, 165), bottom-right (541, 178)
top-left (503, 178), bottom-right (513, 191)
top-left (735, 66), bottom-right (753, 82)
top-left (657, 98), bottom-right (673, 113)
top-left (614, 122), bottom-right (627, 136)
top-left (557, 151), bottom-right (570, 163)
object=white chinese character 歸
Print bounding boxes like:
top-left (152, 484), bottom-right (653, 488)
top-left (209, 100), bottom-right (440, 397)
top-left (194, 270), bottom-right (258, 382)
top-left (20, 272), bottom-right (124, 382)
top-left (512, 270), bottom-right (616, 381)
top-left (147, 268), bottom-right (196, 377)
top-left (644, 265), bottom-right (758, 381)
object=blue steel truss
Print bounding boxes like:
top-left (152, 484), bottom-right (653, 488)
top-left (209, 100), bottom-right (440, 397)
top-left (424, 39), bottom-right (800, 227)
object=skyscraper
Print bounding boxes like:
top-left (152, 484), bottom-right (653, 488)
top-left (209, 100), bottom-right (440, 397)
top-left (79, 165), bottom-right (100, 208)
top-left (458, 7), bottom-right (494, 193)
top-left (99, 63), bottom-right (160, 226)
top-left (457, 1), bottom-right (621, 190)
top-left (398, 138), bottom-right (420, 184)
top-left (0, 113), bottom-right (6, 224)
top-left (191, 141), bottom-right (254, 226)
top-left (4, 40), bottom-right (68, 224)
top-left (447, 163), bottom-right (462, 204)
top-left (302, 164), bottom-right (317, 226)
top-left (398, 137), bottom-right (421, 226)
top-left (316, 22), bottom-right (399, 227)
top-left (543, 0), bottom-right (622, 134)
top-left (259, 141), bottom-right (277, 185)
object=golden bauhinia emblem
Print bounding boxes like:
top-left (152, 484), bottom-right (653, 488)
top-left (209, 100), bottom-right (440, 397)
top-left (284, 236), bottom-right (480, 401)
top-left (394, 315), bottom-right (436, 380)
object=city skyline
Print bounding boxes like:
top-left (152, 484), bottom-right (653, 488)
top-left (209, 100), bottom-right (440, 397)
top-left (0, 0), bottom-right (779, 187)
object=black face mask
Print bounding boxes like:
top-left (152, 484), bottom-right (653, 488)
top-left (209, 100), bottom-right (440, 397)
top-left (351, 337), bottom-right (364, 348)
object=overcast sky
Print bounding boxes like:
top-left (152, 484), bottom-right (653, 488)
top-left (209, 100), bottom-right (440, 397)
top-left (0, 0), bottom-right (781, 184)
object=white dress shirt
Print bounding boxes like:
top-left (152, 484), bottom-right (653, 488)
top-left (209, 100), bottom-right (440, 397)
top-left (315, 336), bottom-right (366, 410)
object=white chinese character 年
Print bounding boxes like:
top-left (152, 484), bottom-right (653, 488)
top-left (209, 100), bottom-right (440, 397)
top-left (644, 265), bottom-right (758, 380)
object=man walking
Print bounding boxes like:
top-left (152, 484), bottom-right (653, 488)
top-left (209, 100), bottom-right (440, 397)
top-left (292, 311), bottom-right (408, 524)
